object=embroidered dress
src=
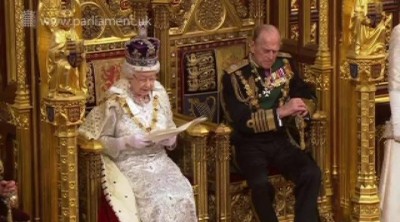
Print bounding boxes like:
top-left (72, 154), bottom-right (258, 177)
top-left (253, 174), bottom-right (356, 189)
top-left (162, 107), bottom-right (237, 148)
top-left (79, 79), bottom-right (197, 222)
top-left (380, 24), bottom-right (400, 222)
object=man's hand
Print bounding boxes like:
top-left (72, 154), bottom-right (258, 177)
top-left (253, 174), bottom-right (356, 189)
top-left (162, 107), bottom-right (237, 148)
top-left (0, 180), bottom-right (17, 197)
top-left (277, 98), bottom-right (308, 118)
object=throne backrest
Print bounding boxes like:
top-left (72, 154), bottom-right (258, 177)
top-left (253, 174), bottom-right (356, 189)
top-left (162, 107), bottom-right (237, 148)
top-left (84, 48), bottom-right (126, 110)
top-left (176, 41), bottom-right (248, 124)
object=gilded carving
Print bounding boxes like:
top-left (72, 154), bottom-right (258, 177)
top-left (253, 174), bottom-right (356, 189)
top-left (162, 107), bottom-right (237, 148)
top-left (311, 0), bottom-right (317, 9)
top-left (290, 24), bottom-right (299, 41)
top-left (231, 187), bottom-right (256, 222)
top-left (310, 22), bottom-right (317, 44)
top-left (80, 0), bottom-right (135, 38)
top-left (345, 57), bottom-right (386, 82)
top-left (188, 97), bottom-right (217, 121)
top-left (13, 113), bottom-right (30, 130)
top-left (195, 0), bottom-right (225, 31)
top-left (154, 5), bottom-right (170, 30)
top-left (15, 0), bottom-right (28, 95)
top-left (303, 64), bottom-right (329, 91)
top-left (249, 0), bottom-right (264, 21)
top-left (47, 9), bottom-right (87, 98)
top-left (229, 0), bottom-right (248, 19)
top-left (318, 0), bottom-right (329, 51)
top-left (291, 0), bottom-right (299, 11)
top-left (169, 0), bottom-right (195, 31)
top-left (42, 98), bottom-right (86, 126)
top-left (185, 51), bottom-right (217, 92)
top-left (81, 3), bottom-right (106, 39)
top-left (0, 102), bottom-right (16, 125)
top-left (348, 0), bottom-right (392, 56)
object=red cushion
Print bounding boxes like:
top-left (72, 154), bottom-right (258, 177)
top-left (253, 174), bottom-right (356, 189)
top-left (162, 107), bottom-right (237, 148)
top-left (98, 192), bottom-right (120, 222)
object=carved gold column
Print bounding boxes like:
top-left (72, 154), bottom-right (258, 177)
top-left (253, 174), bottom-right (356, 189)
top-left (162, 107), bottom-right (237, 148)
top-left (275, 0), bottom-right (290, 38)
top-left (344, 1), bottom-right (389, 221)
top-left (187, 124), bottom-right (209, 221)
top-left (344, 56), bottom-right (384, 222)
top-left (249, 0), bottom-right (265, 26)
top-left (78, 137), bottom-right (103, 222)
top-left (215, 124), bottom-right (231, 222)
top-left (8, 0), bottom-right (36, 218)
top-left (38, 1), bottom-right (86, 221)
top-left (131, 0), bottom-right (149, 22)
top-left (305, 0), bottom-right (334, 221)
top-left (152, 0), bottom-right (171, 91)
top-left (42, 98), bottom-right (85, 222)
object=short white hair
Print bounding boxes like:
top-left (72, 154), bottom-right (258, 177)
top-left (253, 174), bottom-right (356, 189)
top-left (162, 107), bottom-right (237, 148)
top-left (121, 61), bottom-right (160, 79)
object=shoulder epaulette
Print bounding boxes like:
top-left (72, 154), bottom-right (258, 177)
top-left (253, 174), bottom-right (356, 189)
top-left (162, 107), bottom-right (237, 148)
top-left (277, 52), bottom-right (292, 58)
top-left (224, 59), bottom-right (249, 74)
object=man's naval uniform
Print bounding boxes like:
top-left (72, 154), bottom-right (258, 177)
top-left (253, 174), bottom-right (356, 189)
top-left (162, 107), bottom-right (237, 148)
top-left (220, 53), bottom-right (321, 222)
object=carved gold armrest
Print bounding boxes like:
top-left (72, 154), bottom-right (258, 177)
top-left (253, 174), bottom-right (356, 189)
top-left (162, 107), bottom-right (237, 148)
top-left (309, 111), bottom-right (327, 163)
top-left (173, 113), bottom-right (210, 221)
top-left (77, 135), bottom-right (104, 222)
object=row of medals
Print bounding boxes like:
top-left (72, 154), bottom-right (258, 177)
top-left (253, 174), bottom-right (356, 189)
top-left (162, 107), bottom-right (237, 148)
top-left (254, 68), bottom-right (286, 98)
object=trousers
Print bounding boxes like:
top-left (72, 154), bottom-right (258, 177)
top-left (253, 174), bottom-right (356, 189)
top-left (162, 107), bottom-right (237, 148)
top-left (234, 134), bottom-right (321, 222)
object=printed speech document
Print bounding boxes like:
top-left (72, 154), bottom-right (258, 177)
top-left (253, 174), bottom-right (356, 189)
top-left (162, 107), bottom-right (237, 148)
top-left (145, 116), bottom-right (207, 143)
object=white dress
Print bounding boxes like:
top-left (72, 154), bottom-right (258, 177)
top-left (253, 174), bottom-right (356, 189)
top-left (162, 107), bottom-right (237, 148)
top-left (379, 24), bottom-right (400, 222)
top-left (79, 79), bottom-right (197, 222)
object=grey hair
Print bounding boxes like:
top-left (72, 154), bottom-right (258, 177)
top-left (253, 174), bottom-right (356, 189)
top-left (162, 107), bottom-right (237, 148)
top-left (121, 61), bottom-right (160, 79)
top-left (252, 24), bottom-right (281, 42)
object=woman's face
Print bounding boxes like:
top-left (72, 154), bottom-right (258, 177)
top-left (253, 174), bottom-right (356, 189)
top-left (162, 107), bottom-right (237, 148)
top-left (129, 71), bottom-right (157, 97)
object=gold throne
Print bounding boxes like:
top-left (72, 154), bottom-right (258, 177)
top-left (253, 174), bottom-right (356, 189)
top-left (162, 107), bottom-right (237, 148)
top-left (72, 1), bottom-right (332, 221)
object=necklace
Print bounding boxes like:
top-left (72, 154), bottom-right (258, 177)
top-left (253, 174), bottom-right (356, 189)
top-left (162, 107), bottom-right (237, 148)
top-left (133, 95), bottom-right (151, 105)
top-left (251, 66), bottom-right (273, 98)
top-left (121, 95), bottom-right (160, 133)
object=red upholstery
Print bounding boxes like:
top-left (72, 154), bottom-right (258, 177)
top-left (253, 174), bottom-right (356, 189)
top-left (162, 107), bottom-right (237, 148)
top-left (98, 192), bottom-right (119, 222)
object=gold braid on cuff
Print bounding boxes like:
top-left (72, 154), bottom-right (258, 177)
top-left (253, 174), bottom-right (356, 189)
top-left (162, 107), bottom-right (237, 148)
top-left (246, 109), bottom-right (276, 133)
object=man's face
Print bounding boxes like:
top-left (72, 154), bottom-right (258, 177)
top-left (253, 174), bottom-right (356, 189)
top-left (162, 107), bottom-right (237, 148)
top-left (250, 30), bottom-right (281, 69)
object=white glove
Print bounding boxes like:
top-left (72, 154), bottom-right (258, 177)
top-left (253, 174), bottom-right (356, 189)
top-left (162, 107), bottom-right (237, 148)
top-left (124, 134), bottom-right (154, 149)
top-left (159, 136), bottom-right (177, 150)
top-left (99, 134), bottom-right (154, 158)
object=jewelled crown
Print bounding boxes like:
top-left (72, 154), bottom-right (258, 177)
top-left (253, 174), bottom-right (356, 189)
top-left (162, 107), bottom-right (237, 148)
top-left (124, 18), bottom-right (160, 72)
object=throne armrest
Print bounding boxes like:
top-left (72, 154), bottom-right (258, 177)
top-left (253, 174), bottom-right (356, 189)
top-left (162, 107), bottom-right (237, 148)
top-left (77, 135), bottom-right (104, 222)
top-left (173, 113), bottom-right (210, 221)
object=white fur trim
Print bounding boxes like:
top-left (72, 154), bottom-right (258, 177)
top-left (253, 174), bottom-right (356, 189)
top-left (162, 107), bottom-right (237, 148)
top-left (388, 25), bottom-right (400, 91)
top-left (390, 90), bottom-right (400, 141)
top-left (121, 61), bottom-right (160, 79)
top-left (101, 155), bottom-right (140, 222)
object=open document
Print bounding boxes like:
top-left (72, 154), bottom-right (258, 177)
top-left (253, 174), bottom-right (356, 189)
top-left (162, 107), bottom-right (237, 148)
top-left (145, 116), bottom-right (208, 143)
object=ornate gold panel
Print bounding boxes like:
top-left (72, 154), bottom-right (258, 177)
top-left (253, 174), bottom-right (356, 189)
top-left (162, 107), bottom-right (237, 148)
top-left (6, 0), bottom-right (399, 221)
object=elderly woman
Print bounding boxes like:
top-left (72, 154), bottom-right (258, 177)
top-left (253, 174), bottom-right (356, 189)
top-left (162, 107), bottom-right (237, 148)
top-left (380, 24), bottom-right (400, 222)
top-left (79, 27), bottom-right (197, 222)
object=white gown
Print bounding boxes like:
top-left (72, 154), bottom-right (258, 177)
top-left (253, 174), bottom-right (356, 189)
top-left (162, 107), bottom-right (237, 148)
top-left (79, 79), bottom-right (197, 222)
top-left (379, 24), bottom-right (400, 222)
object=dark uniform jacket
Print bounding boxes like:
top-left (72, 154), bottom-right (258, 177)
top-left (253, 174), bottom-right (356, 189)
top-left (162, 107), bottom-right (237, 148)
top-left (221, 53), bottom-right (316, 143)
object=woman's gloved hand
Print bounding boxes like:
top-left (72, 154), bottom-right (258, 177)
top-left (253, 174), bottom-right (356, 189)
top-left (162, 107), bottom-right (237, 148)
top-left (124, 134), bottom-right (154, 149)
top-left (158, 136), bottom-right (177, 150)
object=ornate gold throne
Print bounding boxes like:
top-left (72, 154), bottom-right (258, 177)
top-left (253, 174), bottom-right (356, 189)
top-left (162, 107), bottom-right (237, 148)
top-left (74, 1), bottom-right (333, 222)
top-left (32, 0), bottom-right (335, 221)
top-left (1, 0), bottom-right (397, 221)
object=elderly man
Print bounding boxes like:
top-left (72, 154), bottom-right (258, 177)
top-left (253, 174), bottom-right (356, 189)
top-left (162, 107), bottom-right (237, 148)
top-left (221, 24), bottom-right (321, 222)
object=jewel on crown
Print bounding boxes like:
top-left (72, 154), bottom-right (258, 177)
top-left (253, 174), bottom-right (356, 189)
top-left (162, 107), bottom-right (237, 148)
top-left (124, 17), bottom-right (160, 69)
